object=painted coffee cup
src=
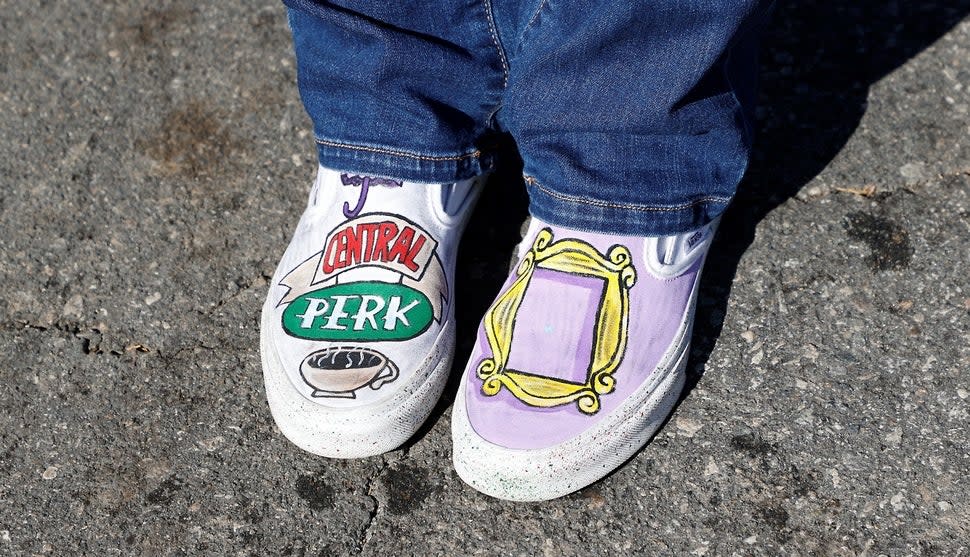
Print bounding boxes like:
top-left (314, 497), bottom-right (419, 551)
top-left (300, 347), bottom-right (399, 398)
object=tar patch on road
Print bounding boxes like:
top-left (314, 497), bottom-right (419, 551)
top-left (843, 212), bottom-right (913, 271)
top-left (145, 475), bottom-right (185, 506)
top-left (138, 100), bottom-right (249, 179)
top-left (384, 464), bottom-right (436, 515)
top-left (730, 433), bottom-right (776, 456)
top-left (295, 471), bottom-right (335, 511)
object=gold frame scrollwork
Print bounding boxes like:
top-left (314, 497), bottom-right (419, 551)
top-left (476, 228), bottom-right (637, 414)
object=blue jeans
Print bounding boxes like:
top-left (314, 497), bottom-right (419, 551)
top-left (284, 0), bottom-right (772, 235)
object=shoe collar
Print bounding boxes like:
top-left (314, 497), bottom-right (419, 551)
top-left (642, 217), bottom-right (719, 279)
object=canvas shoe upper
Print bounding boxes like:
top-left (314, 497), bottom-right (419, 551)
top-left (452, 215), bottom-right (717, 500)
top-left (262, 166), bottom-right (481, 457)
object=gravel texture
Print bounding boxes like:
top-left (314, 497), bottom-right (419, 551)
top-left (1, 1), bottom-right (968, 555)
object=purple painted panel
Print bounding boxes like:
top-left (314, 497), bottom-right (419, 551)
top-left (506, 268), bottom-right (603, 384)
top-left (464, 223), bottom-right (702, 450)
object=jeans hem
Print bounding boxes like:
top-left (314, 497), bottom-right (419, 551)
top-left (314, 137), bottom-right (495, 183)
top-left (525, 176), bottom-right (732, 236)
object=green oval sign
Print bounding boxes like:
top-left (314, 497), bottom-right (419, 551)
top-left (282, 281), bottom-right (433, 341)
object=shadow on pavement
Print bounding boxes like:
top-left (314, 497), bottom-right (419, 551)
top-left (686, 0), bottom-right (970, 397)
top-left (404, 1), bottom-right (970, 450)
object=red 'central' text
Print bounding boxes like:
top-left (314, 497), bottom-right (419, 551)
top-left (321, 221), bottom-right (429, 275)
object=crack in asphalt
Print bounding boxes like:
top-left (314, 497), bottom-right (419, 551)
top-left (1, 319), bottom-right (144, 357)
top-left (356, 446), bottom-right (412, 554)
top-left (201, 271), bottom-right (272, 317)
top-left (357, 458), bottom-right (388, 554)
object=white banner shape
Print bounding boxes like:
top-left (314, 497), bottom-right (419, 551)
top-left (276, 213), bottom-right (448, 321)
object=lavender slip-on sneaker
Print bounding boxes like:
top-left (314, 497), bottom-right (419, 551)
top-left (452, 216), bottom-right (717, 500)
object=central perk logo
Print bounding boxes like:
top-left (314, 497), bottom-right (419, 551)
top-left (275, 211), bottom-right (447, 399)
top-left (282, 281), bottom-right (433, 341)
top-left (278, 212), bottom-right (447, 331)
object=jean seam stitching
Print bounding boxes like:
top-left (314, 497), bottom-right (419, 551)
top-left (315, 138), bottom-right (482, 162)
top-left (481, 0), bottom-right (509, 89)
top-left (526, 176), bottom-right (732, 213)
top-left (518, 0), bottom-right (549, 50)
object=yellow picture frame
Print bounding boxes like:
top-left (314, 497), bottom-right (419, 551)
top-left (477, 228), bottom-right (637, 414)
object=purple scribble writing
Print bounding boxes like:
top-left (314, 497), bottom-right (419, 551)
top-left (340, 174), bottom-right (403, 218)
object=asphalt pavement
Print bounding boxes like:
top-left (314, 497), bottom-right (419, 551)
top-left (1, 1), bottom-right (968, 555)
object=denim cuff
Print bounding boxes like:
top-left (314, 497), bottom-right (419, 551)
top-left (314, 137), bottom-right (496, 183)
top-left (524, 176), bottom-right (732, 236)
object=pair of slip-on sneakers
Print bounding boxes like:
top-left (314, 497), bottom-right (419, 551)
top-left (261, 167), bottom-right (717, 502)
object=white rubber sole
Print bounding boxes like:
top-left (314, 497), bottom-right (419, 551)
top-left (452, 347), bottom-right (687, 501)
top-left (451, 280), bottom-right (697, 501)
top-left (261, 302), bottom-right (455, 459)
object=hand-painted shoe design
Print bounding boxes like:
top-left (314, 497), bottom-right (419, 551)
top-left (476, 228), bottom-right (637, 414)
top-left (452, 216), bottom-right (717, 500)
top-left (262, 165), bottom-right (481, 458)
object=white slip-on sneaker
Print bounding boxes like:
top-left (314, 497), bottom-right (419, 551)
top-left (452, 216), bottom-right (718, 500)
top-left (262, 166), bottom-right (482, 458)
